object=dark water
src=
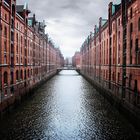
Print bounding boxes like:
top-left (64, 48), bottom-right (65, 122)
top-left (0, 70), bottom-right (137, 140)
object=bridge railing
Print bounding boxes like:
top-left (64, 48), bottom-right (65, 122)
top-left (57, 67), bottom-right (78, 70)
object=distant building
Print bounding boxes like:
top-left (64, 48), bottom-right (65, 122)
top-left (72, 52), bottom-right (81, 69)
top-left (65, 57), bottom-right (72, 66)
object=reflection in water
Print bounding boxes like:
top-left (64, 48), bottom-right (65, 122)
top-left (0, 70), bottom-right (136, 140)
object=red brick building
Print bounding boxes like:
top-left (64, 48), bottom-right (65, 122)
top-left (72, 51), bottom-right (81, 69)
top-left (80, 0), bottom-right (140, 108)
top-left (0, 0), bottom-right (64, 109)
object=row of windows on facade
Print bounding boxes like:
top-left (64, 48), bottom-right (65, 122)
top-left (117, 72), bottom-right (138, 92)
top-left (130, 17), bottom-right (140, 32)
top-left (2, 17), bottom-right (140, 44)
top-left (85, 69), bottom-right (138, 92)
top-left (4, 70), bottom-right (32, 85)
top-left (81, 39), bottom-right (139, 65)
top-left (81, 17), bottom-right (140, 49)
top-left (99, 16), bottom-right (140, 39)
top-left (3, 66), bottom-right (51, 85)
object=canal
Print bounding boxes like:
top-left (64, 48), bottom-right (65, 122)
top-left (0, 70), bottom-right (137, 140)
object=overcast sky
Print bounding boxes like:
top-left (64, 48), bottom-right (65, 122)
top-left (18, 0), bottom-right (120, 58)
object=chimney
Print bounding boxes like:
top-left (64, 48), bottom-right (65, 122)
top-left (99, 17), bottom-right (102, 29)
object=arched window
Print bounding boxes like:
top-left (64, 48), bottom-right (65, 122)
top-left (16, 70), bottom-right (19, 81)
top-left (4, 71), bottom-right (8, 84)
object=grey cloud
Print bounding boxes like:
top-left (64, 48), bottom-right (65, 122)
top-left (17, 0), bottom-right (121, 57)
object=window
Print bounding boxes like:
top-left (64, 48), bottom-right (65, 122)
top-left (130, 40), bottom-right (133, 64)
top-left (130, 8), bottom-right (133, 19)
top-left (118, 31), bottom-right (120, 40)
top-left (24, 70), bottom-right (26, 79)
top-left (134, 80), bottom-right (138, 92)
top-left (136, 39), bottom-right (140, 65)
top-left (4, 26), bottom-right (7, 37)
top-left (16, 33), bottom-right (18, 43)
top-left (118, 73), bottom-right (120, 83)
top-left (118, 18), bottom-right (120, 26)
top-left (129, 74), bottom-right (132, 88)
top-left (4, 40), bottom-right (7, 52)
top-left (16, 70), bottom-right (19, 81)
top-left (31, 69), bottom-right (32, 76)
top-left (10, 72), bottom-right (14, 84)
top-left (11, 31), bottom-right (14, 42)
top-left (5, 14), bottom-right (7, 21)
top-left (135, 39), bottom-right (138, 52)
top-left (4, 71), bottom-right (8, 84)
top-left (28, 69), bottom-right (30, 78)
top-left (20, 70), bottom-right (23, 80)
top-left (16, 57), bottom-right (18, 63)
top-left (139, 18), bottom-right (140, 31)
top-left (16, 23), bottom-right (18, 28)
top-left (130, 23), bottom-right (133, 33)
top-left (4, 55), bottom-right (7, 64)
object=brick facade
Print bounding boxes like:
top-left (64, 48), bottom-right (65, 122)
top-left (0, 0), bottom-right (64, 105)
top-left (80, 0), bottom-right (140, 107)
top-left (72, 51), bottom-right (81, 69)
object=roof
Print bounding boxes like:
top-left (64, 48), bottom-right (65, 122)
top-left (16, 5), bottom-right (24, 13)
top-left (112, 4), bottom-right (121, 15)
top-left (16, 3), bottom-right (31, 13)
